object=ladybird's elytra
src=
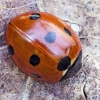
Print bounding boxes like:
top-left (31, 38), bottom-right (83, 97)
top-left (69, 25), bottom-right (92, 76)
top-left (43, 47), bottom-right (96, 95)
top-left (6, 12), bottom-right (82, 83)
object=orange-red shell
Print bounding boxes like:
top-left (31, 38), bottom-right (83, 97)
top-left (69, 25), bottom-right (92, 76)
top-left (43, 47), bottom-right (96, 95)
top-left (6, 12), bottom-right (82, 83)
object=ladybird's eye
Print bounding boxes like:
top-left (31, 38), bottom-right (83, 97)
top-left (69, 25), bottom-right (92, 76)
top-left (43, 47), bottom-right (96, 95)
top-left (64, 27), bottom-right (72, 36)
top-left (57, 56), bottom-right (71, 71)
top-left (44, 31), bottom-right (56, 43)
top-left (29, 54), bottom-right (40, 66)
top-left (8, 45), bottom-right (14, 55)
top-left (31, 73), bottom-right (41, 78)
top-left (30, 13), bottom-right (41, 20)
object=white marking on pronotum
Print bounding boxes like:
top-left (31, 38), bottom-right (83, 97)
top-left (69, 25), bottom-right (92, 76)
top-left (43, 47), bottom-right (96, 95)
top-left (63, 69), bottom-right (68, 76)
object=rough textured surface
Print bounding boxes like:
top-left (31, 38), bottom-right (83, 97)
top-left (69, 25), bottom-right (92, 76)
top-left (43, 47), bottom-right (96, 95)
top-left (0, 0), bottom-right (100, 100)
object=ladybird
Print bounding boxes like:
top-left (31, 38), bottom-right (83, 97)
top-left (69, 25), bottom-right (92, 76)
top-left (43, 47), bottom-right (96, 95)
top-left (6, 12), bottom-right (82, 83)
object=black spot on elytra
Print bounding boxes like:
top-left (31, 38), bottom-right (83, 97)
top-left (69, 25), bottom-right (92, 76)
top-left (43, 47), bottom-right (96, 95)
top-left (8, 45), bottom-right (14, 55)
top-left (64, 27), bottom-right (72, 36)
top-left (30, 13), bottom-right (41, 20)
top-left (44, 32), bottom-right (56, 43)
top-left (31, 73), bottom-right (41, 78)
top-left (29, 54), bottom-right (40, 66)
top-left (57, 56), bottom-right (71, 71)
